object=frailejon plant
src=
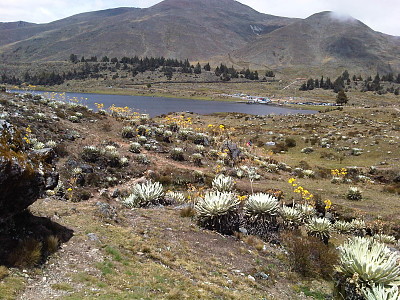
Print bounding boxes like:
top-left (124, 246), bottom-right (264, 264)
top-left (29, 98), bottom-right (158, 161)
top-left (121, 126), bottom-right (136, 138)
top-left (280, 206), bottom-right (303, 228)
top-left (170, 147), bottom-right (184, 161)
top-left (82, 145), bottom-right (101, 162)
top-left (195, 191), bottom-right (240, 234)
top-left (333, 220), bottom-right (354, 234)
top-left (123, 180), bottom-right (164, 208)
top-left (129, 142), bottom-right (141, 153)
top-left (347, 187), bottom-right (363, 201)
top-left (338, 237), bottom-right (400, 286)
top-left (362, 284), bottom-right (399, 300)
top-left (192, 153), bottom-right (203, 166)
top-left (244, 193), bottom-right (280, 237)
top-left (295, 204), bottom-right (316, 221)
top-left (165, 191), bottom-right (186, 204)
top-left (305, 217), bottom-right (332, 244)
top-left (373, 234), bottom-right (396, 245)
top-left (212, 174), bottom-right (235, 192)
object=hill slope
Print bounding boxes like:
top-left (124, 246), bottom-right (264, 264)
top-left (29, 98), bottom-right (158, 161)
top-left (230, 11), bottom-right (400, 74)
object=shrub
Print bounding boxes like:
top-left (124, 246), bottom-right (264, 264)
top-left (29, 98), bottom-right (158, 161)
top-left (301, 147), bottom-right (314, 154)
top-left (195, 191), bottom-right (240, 234)
top-left (0, 266), bottom-right (9, 280)
top-left (123, 180), bottom-right (164, 208)
top-left (282, 232), bottom-right (339, 279)
top-left (338, 237), bottom-right (400, 285)
top-left (8, 238), bottom-right (43, 267)
top-left (212, 174), bottom-right (235, 192)
top-left (305, 217), bottom-right (332, 244)
top-left (285, 137), bottom-right (297, 148)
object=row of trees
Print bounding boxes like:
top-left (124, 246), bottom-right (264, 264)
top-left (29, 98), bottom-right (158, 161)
top-left (1, 72), bottom-right (64, 86)
top-left (300, 70), bottom-right (400, 95)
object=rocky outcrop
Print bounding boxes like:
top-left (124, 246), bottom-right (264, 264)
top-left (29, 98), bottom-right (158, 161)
top-left (0, 124), bottom-right (58, 224)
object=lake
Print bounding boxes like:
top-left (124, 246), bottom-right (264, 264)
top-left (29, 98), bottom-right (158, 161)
top-left (13, 90), bottom-right (316, 117)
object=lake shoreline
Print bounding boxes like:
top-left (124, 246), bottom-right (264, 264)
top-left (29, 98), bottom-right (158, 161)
top-left (10, 88), bottom-right (318, 117)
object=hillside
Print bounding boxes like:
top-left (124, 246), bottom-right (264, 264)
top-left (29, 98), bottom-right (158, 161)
top-left (0, 0), bottom-right (294, 63)
top-left (230, 11), bottom-right (400, 74)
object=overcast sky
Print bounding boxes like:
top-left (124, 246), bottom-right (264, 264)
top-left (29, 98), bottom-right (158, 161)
top-left (1, 0), bottom-right (399, 36)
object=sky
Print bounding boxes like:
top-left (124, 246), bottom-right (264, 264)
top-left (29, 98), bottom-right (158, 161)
top-left (1, 0), bottom-right (400, 36)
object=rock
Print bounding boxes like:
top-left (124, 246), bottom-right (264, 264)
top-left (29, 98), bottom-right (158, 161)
top-left (239, 227), bottom-right (248, 235)
top-left (95, 202), bottom-right (118, 222)
top-left (87, 233), bottom-right (99, 241)
top-left (247, 275), bottom-right (256, 281)
top-left (254, 272), bottom-right (269, 280)
top-left (45, 172), bottom-right (59, 190)
top-left (0, 126), bottom-right (58, 224)
top-left (111, 189), bottom-right (120, 198)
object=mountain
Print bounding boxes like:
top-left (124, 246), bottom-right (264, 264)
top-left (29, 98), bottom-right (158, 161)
top-left (230, 11), bottom-right (400, 74)
top-left (0, 2), bottom-right (399, 74)
top-left (0, 0), bottom-right (294, 62)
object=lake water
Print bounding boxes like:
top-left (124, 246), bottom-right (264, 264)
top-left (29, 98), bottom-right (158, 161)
top-left (13, 90), bottom-right (316, 117)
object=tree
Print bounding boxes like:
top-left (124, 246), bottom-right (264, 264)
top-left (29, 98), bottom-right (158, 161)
top-left (204, 63), bottom-right (211, 71)
top-left (336, 90), bottom-right (348, 105)
top-left (373, 73), bottom-right (380, 84)
top-left (314, 78), bottom-right (319, 88)
top-left (306, 78), bottom-right (315, 90)
top-left (299, 83), bottom-right (307, 91)
top-left (69, 54), bottom-right (78, 63)
top-left (194, 62), bottom-right (202, 74)
top-left (265, 70), bottom-right (275, 77)
top-left (342, 70), bottom-right (350, 81)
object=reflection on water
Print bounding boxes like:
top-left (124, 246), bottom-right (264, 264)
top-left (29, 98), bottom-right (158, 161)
top-left (13, 90), bottom-right (316, 117)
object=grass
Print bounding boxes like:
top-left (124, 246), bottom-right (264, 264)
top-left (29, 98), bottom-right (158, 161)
top-left (51, 283), bottom-right (74, 292)
top-left (0, 276), bottom-right (26, 300)
top-left (295, 285), bottom-right (329, 300)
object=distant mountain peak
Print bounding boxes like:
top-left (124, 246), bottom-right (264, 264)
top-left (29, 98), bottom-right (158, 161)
top-left (306, 11), bottom-right (358, 24)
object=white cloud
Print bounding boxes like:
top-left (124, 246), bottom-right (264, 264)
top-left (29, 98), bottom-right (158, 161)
top-left (0, 0), bottom-right (399, 35)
